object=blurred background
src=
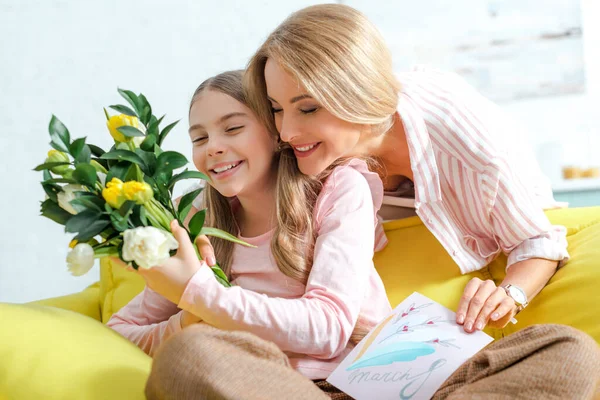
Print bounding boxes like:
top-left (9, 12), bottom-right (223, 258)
top-left (1, 0), bottom-right (598, 303)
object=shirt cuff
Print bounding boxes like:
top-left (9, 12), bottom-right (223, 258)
top-left (177, 266), bottom-right (217, 312)
top-left (506, 226), bottom-right (570, 270)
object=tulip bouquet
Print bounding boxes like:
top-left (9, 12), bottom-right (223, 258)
top-left (35, 88), bottom-right (243, 287)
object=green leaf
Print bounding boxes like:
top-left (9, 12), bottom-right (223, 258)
top-left (104, 202), bottom-right (113, 213)
top-left (109, 104), bottom-right (137, 117)
top-left (188, 208), bottom-right (206, 240)
top-left (101, 150), bottom-right (148, 172)
top-left (139, 206), bottom-right (148, 226)
top-left (177, 188), bottom-right (203, 222)
top-left (69, 194), bottom-right (105, 213)
top-left (155, 151), bottom-right (188, 176)
top-left (69, 138), bottom-right (86, 158)
top-left (42, 177), bottom-right (78, 185)
top-left (43, 169), bottom-right (51, 181)
top-left (105, 161), bottom-right (130, 183)
top-left (130, 205), bottom-right (148, 227)
top-left (48, 115), bottom-right (70, 152)
top-left (116, 125), bottom-right (146, 138)
top-left (65, 209), bottom-right (102, 233)
top-left (73, 141), bottom-right (91, 165)
top-left (123, 163), bottom-right (143, 182)
top-left (135, 149), bottom-right (157, 176)
top-left (74, 219), bottom-right (111, 242)
top-left (42, 182), bottom-right (61, 202)
top-left (118, 88), bottom-right (141, 114)
top-left (138, 94), bottom-right (152, 126)
top-left (168, 170), bottom-right (210, 190)
top-left (158, 120), bottom-right (180, 145)
top-left (40, 199), bottom-right (72, 225)
top-left (88, 144), bottom-right (106, 157)
top-left (200, 226), bottom-right (255, 247)
top-left (140, 133), bottom-right (157, 151)
top-left (146, 115), bottom-right (164, 137)
top-left (118, 200), bottom-right (136, 218)
top-left (110, 210), bottom-right (129, 232)
top-left (72, 163), bottom-right (98, 187)
top-left (211, 265), bottom-right (231, 287)
top-left (33, 161), bottom-right (71, 171)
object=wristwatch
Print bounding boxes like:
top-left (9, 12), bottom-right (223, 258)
top-left (501, 284), bottom-right (529, 313)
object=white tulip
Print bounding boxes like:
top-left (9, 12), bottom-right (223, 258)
top-left (66, 243), bottom-right (95, 276)
top-left (122, 226), bottom-right (178, 269)
top-left (57, 184), bottom-right (87, 215)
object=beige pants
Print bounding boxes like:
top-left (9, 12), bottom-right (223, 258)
top-left (145, 324), bottom-right (600, 400)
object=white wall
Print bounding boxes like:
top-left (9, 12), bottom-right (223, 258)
top-left (0, 0), bottom-right (322, 303)
top-left (1, 0), bottom-right (598, 303)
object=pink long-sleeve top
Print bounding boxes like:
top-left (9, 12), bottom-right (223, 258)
top-left (107, 160), bottom-right (392, 379)
top-left (391, 66), bottom-right (569, 274)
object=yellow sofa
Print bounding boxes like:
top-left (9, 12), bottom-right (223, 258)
top-left (1, 207), bottom-right (599, 400)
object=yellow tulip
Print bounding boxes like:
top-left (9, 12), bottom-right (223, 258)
top-left (122, 181), bottom-right (154, 205)
top-left (102, 178), bottom-right (126, 209)
top-left (106, 114), bottom-right (140, 143)
top-left (45, 149), bottom-right (71, 175)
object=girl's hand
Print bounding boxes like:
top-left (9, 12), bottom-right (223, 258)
top-left (137, 220), bottom-right (207, 305)
top-left (180, 310), bottom-right (202, 329)
top-left (109, 256), bottom-right (136, 272)
top-left (456, 278), bottom-right (517, 333)
top-left (195, 234), bottom-right (216, 266)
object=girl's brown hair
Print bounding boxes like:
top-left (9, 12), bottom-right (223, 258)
top-left (190, 70), bottom-right (321, 284)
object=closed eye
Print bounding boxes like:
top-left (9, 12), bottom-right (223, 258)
top-left (300, 107), bottom-right (319, 115)
top-left (225, 126), bottom-right (243, 133)
top-left (271, 107), bottom-right (283, 114)
top-left (192, 136), bottom-right (207, 144)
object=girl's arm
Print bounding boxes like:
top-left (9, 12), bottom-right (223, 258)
top-left (154, 166), bottom-right (377, 359)
top-left (106, 284), bottom-right (186, 356)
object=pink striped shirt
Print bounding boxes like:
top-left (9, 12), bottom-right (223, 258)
top-left (107, 160), bottom-right (392, 379)
top-left (390, 66), bottom-right (569, 273)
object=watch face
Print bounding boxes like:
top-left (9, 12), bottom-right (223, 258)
top-left (508, 286), bottom-right (526, 304)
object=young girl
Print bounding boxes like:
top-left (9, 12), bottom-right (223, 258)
top-left (243, 4), bottom-right (570, 334)
top-left (107, 70), bottom-right (392, 394)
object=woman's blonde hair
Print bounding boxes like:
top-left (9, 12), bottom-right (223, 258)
top-left (190, 70), bottom-right (321, 284)
top-left (245, 3), bottom-right (400, 137)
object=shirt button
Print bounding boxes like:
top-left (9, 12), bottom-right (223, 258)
top-left (452, 250), bottom-right (458, 256)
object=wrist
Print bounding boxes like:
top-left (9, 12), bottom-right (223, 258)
top-left (501, 284), bottom-right (529, 314)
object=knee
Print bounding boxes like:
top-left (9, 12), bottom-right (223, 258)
top-left (532, 324), bottom-right (600, 368)
top-left (145, 326), bottom-right (214, 400)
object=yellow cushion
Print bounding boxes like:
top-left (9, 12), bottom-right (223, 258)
top-left (30, 282), bottom-right (102, 321)
top-left (96, 207), bottom-right (600, 343)
top-left (99, 258), bottom-right (145, 323)
top-left (488, 207), bottom-right (600, 342)
top-left (0, 303), bottom-right (151, 400)
top-left (375, 207), bottom-right (600, 343)
top-left (375, 216), bottom-right (502, 339)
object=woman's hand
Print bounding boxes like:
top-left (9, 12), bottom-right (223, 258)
top-left (180, 310), bottom-right (202, 329)
top-left (456, 278), bottom-right (517, 333)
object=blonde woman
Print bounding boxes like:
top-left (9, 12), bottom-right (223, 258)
top-left (141, 71), bottom-right (598, 400)
top-left (244, 4), bottom-right (569, 336)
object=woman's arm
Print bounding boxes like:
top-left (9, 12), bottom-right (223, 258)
top-left (418, 69), bottom-right (569, 331)
top-left (456, 156), bottom-right (568, 332)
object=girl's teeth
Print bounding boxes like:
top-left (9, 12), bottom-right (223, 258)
top-left (213, 163), bottom-right (238, 173)
top-left (296, 144), bottom-right (317, 152)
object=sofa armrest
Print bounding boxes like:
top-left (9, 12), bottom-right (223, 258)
top-left (28, 282), bottom-right (102, 321)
